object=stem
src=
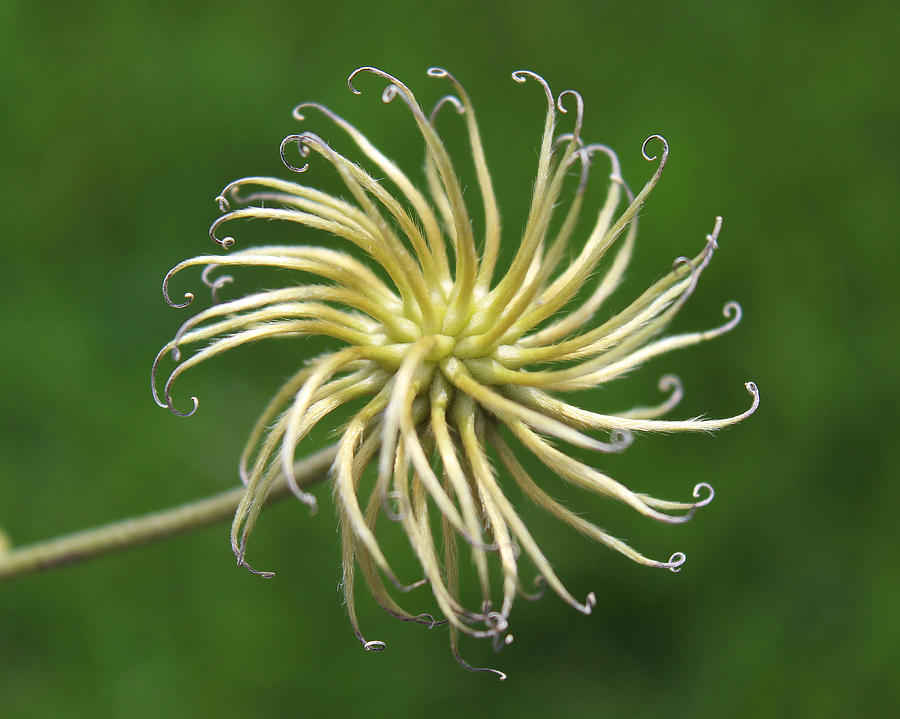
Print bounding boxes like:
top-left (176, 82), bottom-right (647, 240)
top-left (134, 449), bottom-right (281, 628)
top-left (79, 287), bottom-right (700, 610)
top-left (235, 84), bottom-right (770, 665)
top-left (0, 444), bottom-right (337, 584)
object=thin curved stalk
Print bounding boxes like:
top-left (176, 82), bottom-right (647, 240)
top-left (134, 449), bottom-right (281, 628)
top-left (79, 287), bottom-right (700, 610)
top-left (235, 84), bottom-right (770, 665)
top-left (0, 444), bottom-right (338, 584)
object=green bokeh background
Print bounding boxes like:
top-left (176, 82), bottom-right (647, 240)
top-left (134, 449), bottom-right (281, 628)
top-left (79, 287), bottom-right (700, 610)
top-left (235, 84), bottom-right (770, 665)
top-left (1, 1), bottom-right (897, 717)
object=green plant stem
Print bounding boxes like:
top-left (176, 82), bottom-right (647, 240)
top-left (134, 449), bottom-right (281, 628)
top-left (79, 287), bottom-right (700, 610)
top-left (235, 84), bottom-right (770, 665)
top-left (0, 444), bottom-right (337, 584)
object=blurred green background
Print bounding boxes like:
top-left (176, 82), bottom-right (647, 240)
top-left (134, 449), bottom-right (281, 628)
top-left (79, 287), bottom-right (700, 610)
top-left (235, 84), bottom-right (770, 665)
top-left (1, 0), bottom-right (897, 717)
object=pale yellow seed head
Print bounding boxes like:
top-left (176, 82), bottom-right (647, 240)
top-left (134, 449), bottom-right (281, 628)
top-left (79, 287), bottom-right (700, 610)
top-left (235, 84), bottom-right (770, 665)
top-left (154, 66), bottom-right (758, 679)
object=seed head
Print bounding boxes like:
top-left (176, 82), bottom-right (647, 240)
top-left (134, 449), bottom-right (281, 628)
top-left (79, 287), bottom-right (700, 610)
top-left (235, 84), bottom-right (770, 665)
top-left (153, 67), bottom-right (758, 679)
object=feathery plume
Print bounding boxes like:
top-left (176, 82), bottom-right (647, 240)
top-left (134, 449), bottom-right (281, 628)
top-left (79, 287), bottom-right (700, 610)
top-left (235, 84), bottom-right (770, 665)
top-left (154, 67), bottom-right (758, 679)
